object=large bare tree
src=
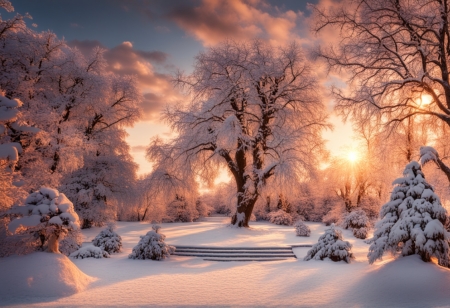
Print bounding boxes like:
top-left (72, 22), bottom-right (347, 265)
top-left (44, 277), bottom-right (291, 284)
top-left (148, 40), bottom-right (328, 227)
top-left (311, 0), bottom-right (450, 181)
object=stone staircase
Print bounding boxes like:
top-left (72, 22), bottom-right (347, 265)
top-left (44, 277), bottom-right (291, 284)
top-left (172, 245), bottom-right (312, 261)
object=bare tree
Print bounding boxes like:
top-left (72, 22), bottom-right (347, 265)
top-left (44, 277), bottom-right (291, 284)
top-left (311, 0), bottom-right (450, 181)
top-left (148, 40), bottom-right (328, 227)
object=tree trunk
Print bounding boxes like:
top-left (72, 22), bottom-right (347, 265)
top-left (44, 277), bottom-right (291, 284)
top-left (46, 233), bottom-right (60, 253)
top-left (230, 192), bottom-right (258, 227)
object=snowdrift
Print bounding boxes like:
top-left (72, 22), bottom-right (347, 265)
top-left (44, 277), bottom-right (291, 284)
top-left (0, 252), bottom-right (95, 300)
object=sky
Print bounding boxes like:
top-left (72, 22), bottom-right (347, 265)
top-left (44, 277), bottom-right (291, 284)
top-left (4, 0), bottom-right (355, 176)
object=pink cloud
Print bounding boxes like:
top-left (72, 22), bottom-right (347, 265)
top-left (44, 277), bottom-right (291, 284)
top-left (168, 0), bottom-right (302, 46)
top-left (68, 40), bottom-right (184, 121)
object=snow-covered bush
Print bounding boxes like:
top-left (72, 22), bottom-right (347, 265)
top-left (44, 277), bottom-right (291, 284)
top-left (268, 210), bottom-right (293, 226)
top-left (165, 195), bottom-right (199, 222)
top-left (322, 207), bottom-right (342, 226)
top-left (304, 224), bottom-right (354, 263)
top-left (128, 225), bottom-right (175, 260)
top-left (294, 220), bottom-right (311, 237)
top-left (367, 161), bottom-right (449, 266)
top-left (70, 245), bottom-right (110, 259)
top-left (342, 209), bottom-right (370, 239)
top-left (59, 229), bottom-right (83, 256)
top-left (92, 224), bottom-right (122, 254)
top-left (8, 187), bottom-right (80, 253)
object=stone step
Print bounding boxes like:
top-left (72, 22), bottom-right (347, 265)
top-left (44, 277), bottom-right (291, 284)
top-left (172, 252), bottom-right (296, 258)
top-left (203, 258), bottom-right (289, 262)
top-left (174, 249), bottom-right (294, 254)
top-left (172, 245), bottom-right (294, 250)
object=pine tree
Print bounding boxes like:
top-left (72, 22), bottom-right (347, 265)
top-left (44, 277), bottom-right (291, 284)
top-left (367, 161), bottom-right (449, 266)
top-left (128, 225), bottom-right (175, 260)
top-left (304, 224), bottom-right (353, 263)
top-left (92, 223), bottom-right (122, 254)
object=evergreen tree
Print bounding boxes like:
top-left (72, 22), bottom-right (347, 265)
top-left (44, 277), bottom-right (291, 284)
top-left (367, 161), bottom-right (449, 266)
top-left (304, 224), bottom-right (353, 263)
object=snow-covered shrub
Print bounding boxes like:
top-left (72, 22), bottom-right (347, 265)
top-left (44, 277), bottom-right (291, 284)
top-left (165, 196), bottom-right (199, 222)
top-left (268, 210), bottom-right (293, 225)
top-left (294, 220), bottom-right (311, 237)
top-left (250, 213), bottom-right (257, 222)
top-left (304, 224), bottom-right (354, 263)
top-left (128, 225), bottom-right (175, 260)
top-left (367, 161), bottom-right (449, 266)
top-left (70, 245), bottom-right (110, 259)
top-left (92, 224), bottom-right (122, 254)
top-left (342, 209), bottom-right (370, 239)
top-left (59, 229), bottom-right (83, 256)
top-left (322, 207), bottom-right (341, 226)
top-left (8, 187), bottom-right (80, 253)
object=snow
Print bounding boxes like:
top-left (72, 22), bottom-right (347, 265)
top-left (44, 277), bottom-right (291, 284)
top-left (0, 252), bottom-right (94, 300)
top-left (0, 143), bottom-right (19, 161)
top-left (1, 217), bottom-right (450, 307)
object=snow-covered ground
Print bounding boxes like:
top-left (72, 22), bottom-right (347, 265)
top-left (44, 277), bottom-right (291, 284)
top-left (1, 216), bottom-right (450, 307)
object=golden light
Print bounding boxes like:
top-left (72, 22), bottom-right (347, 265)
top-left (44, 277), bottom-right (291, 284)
top-left (347, 151), bottom-right (359, 163)
top-left (419, 94), bottom-right (433, 106)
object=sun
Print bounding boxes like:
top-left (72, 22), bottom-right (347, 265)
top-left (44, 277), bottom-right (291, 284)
top-left (347, 151), bottom-right (359, 163)
top-left (420, 94), bottom-right (433, 106)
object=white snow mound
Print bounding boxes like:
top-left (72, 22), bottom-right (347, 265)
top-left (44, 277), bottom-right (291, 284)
top-left (0, 252), bottom-right (95, 299)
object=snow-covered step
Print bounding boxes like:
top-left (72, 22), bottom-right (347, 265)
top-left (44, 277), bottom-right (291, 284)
top-left (172, 245), bottom-right (298, 261)
top-left (173, 245), bottom-right (294, 250)
top-left (174, 249), bottom-right (294, 253)
top-left (203, 258), bottom-right (289, 262)
top-left (173, 253), bottom-right (296, 258)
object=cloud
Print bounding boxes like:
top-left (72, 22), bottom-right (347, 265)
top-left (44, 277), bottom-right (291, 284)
top-left (167, 0), bottom-right (302, 46)
top-left (68, 40), bottom-right (182, 121)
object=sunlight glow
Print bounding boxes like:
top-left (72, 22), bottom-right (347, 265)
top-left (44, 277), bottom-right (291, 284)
top-left (347, 151), bottom-right (359, 163)
top-left (420, 94), bottom-right (433, 106)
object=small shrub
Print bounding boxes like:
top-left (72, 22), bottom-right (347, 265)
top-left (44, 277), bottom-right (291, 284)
top-left (128, 225), bottom-right (175, 260)
top-left (268, 210), bottom-right (293, 226)
top-left (92, 223), bottom-right (122, 254)
top-left (304, 224), bottom-right (354, 263)
top-left (294, 220), bottom-right (311, 237)
top-left (70, 245), bottom-right (110, 259)
top-left (342, 209), bottom-right (370, 239)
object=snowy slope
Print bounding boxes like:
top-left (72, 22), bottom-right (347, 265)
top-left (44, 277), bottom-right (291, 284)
top-left (1, 216), bottom-right (450, 307)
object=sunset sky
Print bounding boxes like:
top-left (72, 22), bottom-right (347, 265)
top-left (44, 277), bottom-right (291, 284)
top-left (5, 0), bottom-right (355, 175)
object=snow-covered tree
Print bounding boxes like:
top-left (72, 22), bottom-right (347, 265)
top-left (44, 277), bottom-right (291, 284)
top-left (342, 209), bottom-right (370, 239)
top-left (294, 220), bottom-right (311, 237)
top-left (311, 0), bottom-right (450, 183)
top-left (304, 224), bottom-right (354, 263)
top-left (8, 187), bottom-right (80, 253)
top-left (92, 223), bottom-right (122, 254)
top-left (149, 40), bottom-right (328, 227)
top-left (128, 225), bottom-right (175, 260)
top-left (367, 161), bottom-right (449, 266)
top-left (0, 1), bottom-right (141, 226)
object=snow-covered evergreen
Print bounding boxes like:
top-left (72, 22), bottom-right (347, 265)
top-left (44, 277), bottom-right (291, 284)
top-left (92, 224), bottom-right (122, 254)
top-left (304, 224), bottom-right (354, 263)
top-left (70, 245), bottom-right (110, 259)
top-left (294, 220), bottom-right (311, 237)
top-left (268, 210), bottom-right (293, 226)
top-left (128, 225), bottom-right (175, 260)
top-left (342, 209), bottom-right (370, 239)
top-left (367, 161), bottom-right (449, 266)
top-left (8, 187), bottom-right (80, 253)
